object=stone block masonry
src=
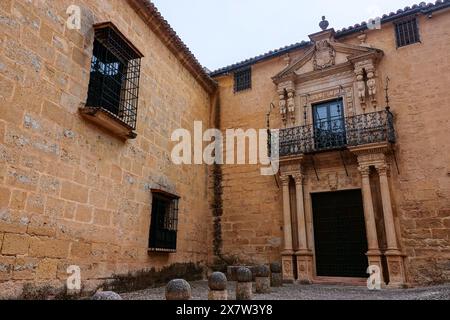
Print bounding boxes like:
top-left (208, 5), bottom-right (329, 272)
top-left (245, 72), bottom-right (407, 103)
top-left (0, 0), bottom-right (213, 298)
top-left (1, 0), bottom-right (449, 298)
top-left (213, 12), bottom-right (450, 285)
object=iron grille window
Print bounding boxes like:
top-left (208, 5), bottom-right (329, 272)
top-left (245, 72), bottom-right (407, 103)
top-left (395, 17), bottom-right (420, 48)
top-left (149, 190), bottom-right (179, 253)
top-left (86, 22), bottom-right (143, 130)
top-left (234, 68), bottom-right (252, 92)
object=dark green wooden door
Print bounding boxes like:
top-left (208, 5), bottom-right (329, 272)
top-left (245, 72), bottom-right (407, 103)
top-left (312, 190), bottom-right (368, 278)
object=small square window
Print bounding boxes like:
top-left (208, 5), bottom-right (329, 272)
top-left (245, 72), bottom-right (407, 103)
top-left (86, 22), bottom-right (143, 131)
top-left (149, 190), bottom-right (180, 253)
top-left (395, 17), bottom-right (420, 48)
top-left (234, 68), bottom-right (252, 92)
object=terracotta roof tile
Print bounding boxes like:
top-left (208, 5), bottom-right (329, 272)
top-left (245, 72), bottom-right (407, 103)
top-left (210, 0), bottom-right (450, 77)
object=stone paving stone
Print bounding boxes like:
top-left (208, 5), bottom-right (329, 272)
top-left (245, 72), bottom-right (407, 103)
top-left (121, 281), bottom-right (450, 301)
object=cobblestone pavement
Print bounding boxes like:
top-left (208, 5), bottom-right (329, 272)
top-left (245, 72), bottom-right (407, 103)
top-left (121, 281), bottom-right (450, 300)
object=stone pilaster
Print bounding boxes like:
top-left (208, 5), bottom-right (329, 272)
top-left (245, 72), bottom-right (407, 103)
top-left (280, 175), bottom-right (295, 282)
top-left (358, 165), bottom-right (384, 280)
top-left (280, 175), bottom-right (293, 253)
top-left (292, 173), bottom-right (307, 251)
top-left (351, 144), bottom-right (407, 287)
top-left (281, 254), bottom-right (295, 283)
top-left (376, 164), bottom-right (398, 252)
top-left (376, 164), bottom-right (406, 287)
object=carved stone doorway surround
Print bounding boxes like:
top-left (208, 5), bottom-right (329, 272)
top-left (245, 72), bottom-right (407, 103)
top-left (349, 142), bottom-right (407, 287)
top-left (279, 143), bottom-right (406, 287)
top-left (280, 156), bottom-right (314, 284)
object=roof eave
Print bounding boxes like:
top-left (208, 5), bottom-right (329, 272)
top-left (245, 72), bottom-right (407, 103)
top-left (210, 0), bottom-right (450, 77)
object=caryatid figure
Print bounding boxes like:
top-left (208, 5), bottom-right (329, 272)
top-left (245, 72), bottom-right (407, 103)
top-left (366, 72), bottom-right (377, 101)
top-left (279, 94), bottom-right (287, 124)
top-left (287, 91), bottom-right (296, 123)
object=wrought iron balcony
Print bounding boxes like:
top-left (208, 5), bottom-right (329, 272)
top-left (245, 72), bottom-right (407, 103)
top-left (279, 109), bottom-right (395, 157)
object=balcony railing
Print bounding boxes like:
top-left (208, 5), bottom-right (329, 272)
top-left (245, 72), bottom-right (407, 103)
top-left (279, 109), bottom-right (395, 157)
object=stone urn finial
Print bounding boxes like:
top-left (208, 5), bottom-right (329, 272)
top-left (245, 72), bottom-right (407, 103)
top-left (319, 16), bottom-right (329, 31)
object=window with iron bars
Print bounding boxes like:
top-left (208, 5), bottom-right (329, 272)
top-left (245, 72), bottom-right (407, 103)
top-left (149, 190), bottom-right (180, 253)
top-left (394, 17), bottom-right (420, 48)
top-left (234, 68), bottom-right (252, 93)
top-left (86, 22), bottom-right (143, 130)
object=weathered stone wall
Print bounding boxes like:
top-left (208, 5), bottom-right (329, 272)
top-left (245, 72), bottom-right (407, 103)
top-left (365, 13), bottom-right (450, 284)
top-left (215, 52), bottom-right (307, 265)
top-left (214, 12), bottom-right (450, 285)
top-left (0, 0), bottom-right (212, 298)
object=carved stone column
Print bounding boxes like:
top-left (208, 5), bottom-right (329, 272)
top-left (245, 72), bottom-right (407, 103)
top-left (280, 175), bottom-right (295, 282)
top-left (358, 165), bottom-right (384, 282)
top-left (292, 173), bottom-right (313, 283)
top-left (280, 175), bottom-right (293, 252)
top-left (376, 164), bottom-right (406, 287)
top-left (292, 173), bottom-right (307, 250)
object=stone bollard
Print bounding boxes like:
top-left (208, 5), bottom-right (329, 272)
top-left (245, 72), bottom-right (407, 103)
top-left (236, 267), bottom-right (253, 300)
top-left (270, 262), bottom-right (283, 287)
top-left (208, 272), bottom-right (228, 300)
top-left (165, 279), bottom-right (192, 300)
top-left (255, 265), bottom-right (271, 294)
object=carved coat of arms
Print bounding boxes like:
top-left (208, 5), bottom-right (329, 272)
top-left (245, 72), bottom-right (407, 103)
top-left (313, 40), bottom-right (336, 70)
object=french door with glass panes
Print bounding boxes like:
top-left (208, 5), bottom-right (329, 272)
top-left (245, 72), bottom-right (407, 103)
top-left (312, 99), bottom-right (346, 150)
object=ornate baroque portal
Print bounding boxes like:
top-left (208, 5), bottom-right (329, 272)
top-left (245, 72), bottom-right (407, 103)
top-left (273, 22), bottom-right (406, 287)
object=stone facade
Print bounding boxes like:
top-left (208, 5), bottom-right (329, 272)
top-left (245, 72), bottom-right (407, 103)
top-left (0, 0), bottom-right (449, 298)
top-left (0, 0), bottom-right (214, 298)
top-left (212, 10), bottom-right (450, 285)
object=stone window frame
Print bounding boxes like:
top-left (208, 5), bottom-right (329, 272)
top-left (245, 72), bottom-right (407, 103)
top-left (301, 85), bottom-right (352, 126)
top-left (148, 189), bottom-right (180, 253)
top-left (81, 22), bottom-right (144, 140)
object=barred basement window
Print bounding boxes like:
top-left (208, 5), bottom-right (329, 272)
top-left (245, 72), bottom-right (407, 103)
top-left (84, 22), bottom-right (143, 138)
top-left (149, 190), bottom-right (180, 253)
top-left (234, 68), bottom-right (252, 92)
top-left (395, 17), bottom-right (420, 48)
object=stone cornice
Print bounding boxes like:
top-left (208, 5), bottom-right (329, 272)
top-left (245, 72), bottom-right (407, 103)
top-left (348, 142), bottom-right (392, 156)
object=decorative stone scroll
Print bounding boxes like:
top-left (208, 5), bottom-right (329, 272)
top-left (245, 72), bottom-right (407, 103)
top-left (308, 87), bottom-right (342, 103)
top-left (345, 87), bottom-right (355, 117)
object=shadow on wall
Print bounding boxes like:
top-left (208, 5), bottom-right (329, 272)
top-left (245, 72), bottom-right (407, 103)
top-left (103, 262), bottom-right (205, 294)
top-left (16, 262), bottom-right (206, 300)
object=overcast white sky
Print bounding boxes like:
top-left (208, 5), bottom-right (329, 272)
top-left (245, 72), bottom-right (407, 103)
top-left (151, 0), bottom-right (416, 71)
